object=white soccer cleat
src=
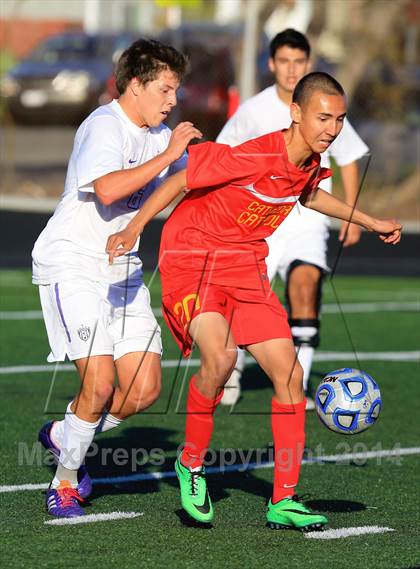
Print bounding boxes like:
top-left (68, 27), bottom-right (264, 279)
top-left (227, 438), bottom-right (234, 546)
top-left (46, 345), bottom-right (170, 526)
top-left (221, 369), bottom-right (242, 406)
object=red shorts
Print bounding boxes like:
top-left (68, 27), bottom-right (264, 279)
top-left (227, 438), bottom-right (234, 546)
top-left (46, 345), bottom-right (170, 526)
top-left (161, 281), bottom-right (291, 357)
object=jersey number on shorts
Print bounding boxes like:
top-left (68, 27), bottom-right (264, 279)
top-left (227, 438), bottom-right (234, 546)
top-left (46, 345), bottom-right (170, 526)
top-left (174, 293), bottom-right (201, 329)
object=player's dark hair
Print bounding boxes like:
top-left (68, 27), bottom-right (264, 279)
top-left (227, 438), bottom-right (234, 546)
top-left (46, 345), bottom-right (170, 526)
top-left (115, 38), bottom-right (187, 94)
top-left (269, 28), bottom-right (311, 59)
top-left (293, 72), bottom-right (345, 107)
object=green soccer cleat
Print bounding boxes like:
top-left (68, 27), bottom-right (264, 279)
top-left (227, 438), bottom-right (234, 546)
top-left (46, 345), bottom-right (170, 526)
top-left (266, 496), bottom-right (328, 532)
top-left (175, 457), bottom-right (214, 524)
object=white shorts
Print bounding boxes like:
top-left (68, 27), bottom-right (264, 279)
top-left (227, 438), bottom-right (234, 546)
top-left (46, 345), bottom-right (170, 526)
top-left (266, 206), bottom-right (330, 282)
top-left (39, 280), bottom-right (162, 362)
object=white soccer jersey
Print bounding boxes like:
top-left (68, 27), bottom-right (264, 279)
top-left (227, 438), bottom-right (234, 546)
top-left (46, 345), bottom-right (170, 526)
top-left (217, 84), bottom-right (369, 194)
top-left (32, 100), bottom-right (186, 286)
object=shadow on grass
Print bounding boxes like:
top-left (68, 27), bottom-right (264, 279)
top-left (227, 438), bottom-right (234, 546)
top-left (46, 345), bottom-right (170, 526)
top-left (241, 365), bottom-right (330, 397)
top-left (175, 509), bottom-right (213, 529)
top-left (306, 499), bottom-right (366, 513)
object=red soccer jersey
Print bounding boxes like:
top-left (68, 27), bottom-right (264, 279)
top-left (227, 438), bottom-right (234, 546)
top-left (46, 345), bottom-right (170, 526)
top-left (159, 131), bottom-right (331, 293)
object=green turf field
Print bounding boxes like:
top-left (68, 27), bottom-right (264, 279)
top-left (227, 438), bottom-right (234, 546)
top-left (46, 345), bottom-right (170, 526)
top-left (1, 270), bottom-right (419, 569)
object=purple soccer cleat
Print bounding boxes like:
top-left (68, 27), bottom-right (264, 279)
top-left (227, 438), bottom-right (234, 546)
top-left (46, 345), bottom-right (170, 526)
top-left (39, 421), bottom-right (93, 499)
top-left (46, 481), bottom-right (85, 518)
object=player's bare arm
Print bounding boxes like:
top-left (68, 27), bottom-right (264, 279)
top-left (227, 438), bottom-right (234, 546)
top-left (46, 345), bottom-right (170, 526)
top-left (339, 161), bottom-right (362, 247)
top-left (106, 168), bottom-right (187, 263)
top-left (301, 187), bottom-right (402, 244)
top-left (94, 122), bottom-right (201, 206)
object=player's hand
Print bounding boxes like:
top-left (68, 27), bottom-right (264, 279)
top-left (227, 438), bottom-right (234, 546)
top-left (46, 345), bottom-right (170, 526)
top-left (370, 218), bottom-right (402, 245)
top-left (165, 121), bottom-right (203, 161)
top-left (339, 221), bottom-right (362, 247)
top-left (106, 227), bottom-right (138, 264)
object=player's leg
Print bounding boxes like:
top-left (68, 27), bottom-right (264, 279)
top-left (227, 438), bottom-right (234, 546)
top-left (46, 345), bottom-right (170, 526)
top-left (247, 339), bottom-right (328, 531)
top-left (278, 213), bottom-right (329, 409)
top-left (99, 280), bottom-right (163, 418)
top-left (176, 311), bottom-right (237, 523)
top-left (286, 261), bottom-right (324, 409)
top-left (37, 281), bottom-right (124, 516)
top-left (45, 354), bottom-right (115, 517)
top-left (221, 232), bottom-right (285, 407)
top-left (45, 351), bottom-right (161, 519)
top-left (45, 281), bottom-right (162, 446)
top-left (112, 351), bottom-right (161, 417)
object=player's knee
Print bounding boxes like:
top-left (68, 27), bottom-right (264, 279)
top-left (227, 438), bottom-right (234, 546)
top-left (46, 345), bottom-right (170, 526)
top-left (125, 376), bottom-right (161, 413)
top-left (80, 381), bottom-right (115, 407)
top-left (286, 262), bottom-right (323, 315)
top-left (272, 361), bottom-right (303, 393)
top-left (201, 349), bottom-right (237, 383)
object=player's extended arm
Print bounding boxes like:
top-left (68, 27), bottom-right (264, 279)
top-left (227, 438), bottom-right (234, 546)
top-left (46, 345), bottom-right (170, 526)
top-left (339, 161), bottom-right (362, 247)
top-left (94, 122), bottom-right (201, 206)
top-left (106, 169), bottom-right (187, 264)
top-left (301, 188), bottom-right (402, 244)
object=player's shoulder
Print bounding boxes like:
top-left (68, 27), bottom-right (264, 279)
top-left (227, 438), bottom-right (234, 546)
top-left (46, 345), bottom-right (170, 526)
top-left (76, 101), bottom-right (122, 136)
top-left (247, 129), bottom-right (284, 151)
top-left (88, 100), bottom-right (121, 122)
top-left (233, 130), bottom-right (282, 161)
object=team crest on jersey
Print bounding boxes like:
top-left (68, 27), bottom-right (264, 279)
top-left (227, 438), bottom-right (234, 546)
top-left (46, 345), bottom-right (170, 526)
top-left (77, 325), bottom-right (91, 342)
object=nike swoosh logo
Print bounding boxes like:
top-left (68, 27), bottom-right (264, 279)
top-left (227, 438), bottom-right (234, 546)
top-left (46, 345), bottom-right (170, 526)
top-left (282, 509), bottom-right (321, 516)
top-left (129, 159), bottom-right (137, 164)
top-left (194, 491), bottom-right (211, 514)
top-left (270, 175), bottom-right (285, 180)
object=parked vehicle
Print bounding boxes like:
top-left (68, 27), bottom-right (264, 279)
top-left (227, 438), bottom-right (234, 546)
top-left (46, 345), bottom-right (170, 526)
top-left (0, 32), bottom-right (135, 125)
top-left (2, 25), bottom-right (270, 138)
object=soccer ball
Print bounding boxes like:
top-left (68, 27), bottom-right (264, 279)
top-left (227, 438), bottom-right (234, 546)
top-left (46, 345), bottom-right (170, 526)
top-left (315, 368), bottom-right (382, 435)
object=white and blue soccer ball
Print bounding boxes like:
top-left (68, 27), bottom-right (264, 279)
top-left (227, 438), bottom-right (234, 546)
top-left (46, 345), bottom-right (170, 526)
top-left (315, 368), bottom-right (382, 435)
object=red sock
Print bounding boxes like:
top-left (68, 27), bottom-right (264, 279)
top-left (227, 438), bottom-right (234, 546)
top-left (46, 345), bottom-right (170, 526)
top-left (181, 376), bottom-right (224, 469)
top-left (271, 398), bottom-right (306, 503)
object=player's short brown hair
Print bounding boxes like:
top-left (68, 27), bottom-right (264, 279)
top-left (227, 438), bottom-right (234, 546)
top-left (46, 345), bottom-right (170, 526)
top-left (115, 38), bottom-right (187, 95)
top-left (293, 72), bottom-right (345, 108)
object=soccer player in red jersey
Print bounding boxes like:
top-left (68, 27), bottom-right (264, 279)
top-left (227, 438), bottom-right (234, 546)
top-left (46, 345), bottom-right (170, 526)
top-left (106, 72), bottom-right (401, 530)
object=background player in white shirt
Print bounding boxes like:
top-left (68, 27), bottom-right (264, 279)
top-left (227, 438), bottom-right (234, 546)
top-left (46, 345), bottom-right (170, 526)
top-left (33, 39), bottom-right (202, 518)
top-left (217, 29), bottom-right (369, 408)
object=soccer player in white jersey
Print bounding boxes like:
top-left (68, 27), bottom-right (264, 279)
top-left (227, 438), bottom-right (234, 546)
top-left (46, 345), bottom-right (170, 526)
top-left (217, 29), bottom-right (369, 408)
top-left (32, 39), bottom-right (202, 518)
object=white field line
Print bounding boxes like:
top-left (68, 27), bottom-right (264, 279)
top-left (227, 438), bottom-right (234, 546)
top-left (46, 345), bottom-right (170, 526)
top-left (2, 446), bottom-right (420, 494)
top-left (44, 511), bottom-right (143, 526)
top-left (322, 301), bottom-right (420, 314)
top-left (304, 526), bottom-right (395, 540)
top-left (0, 301), bottom-right (419, 321)
top-left (1, 351), bottom-right (419, 376)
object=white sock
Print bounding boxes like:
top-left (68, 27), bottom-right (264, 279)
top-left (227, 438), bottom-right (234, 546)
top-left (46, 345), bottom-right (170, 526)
top-left (235, 348), bottom-right (246, 374)
top-left (296, 346), bottom-right (314, 393)
top-left (51, 411), bottom-right (122, 449)
top-left (96, 412), bottom-right (122, 434)
top-left (51, 463), bottom-right (79, 488)
top-left (57, 402), bottom-right (100, 472)
top-left (50, 420), bottom-right (64, 448)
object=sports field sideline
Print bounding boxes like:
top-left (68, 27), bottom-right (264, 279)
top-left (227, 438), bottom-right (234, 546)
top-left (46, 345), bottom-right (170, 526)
top-left (1, 270), bottom-right (419, 568)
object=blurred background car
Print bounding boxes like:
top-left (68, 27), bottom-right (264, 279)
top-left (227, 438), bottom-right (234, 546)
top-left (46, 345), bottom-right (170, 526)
top-left (0, 31), bottom-right (135, 125)
top-left (2, 24), bottom-right (270, 137)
